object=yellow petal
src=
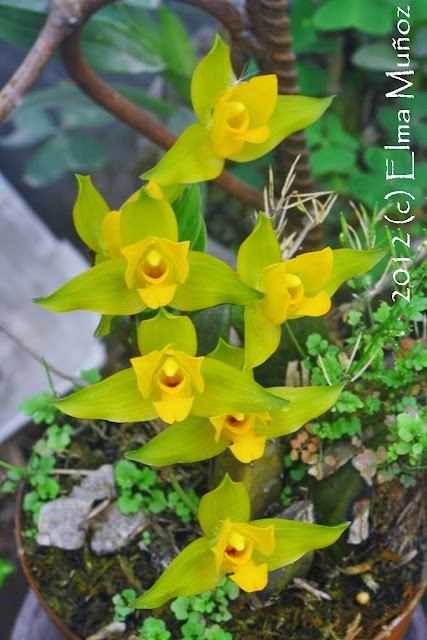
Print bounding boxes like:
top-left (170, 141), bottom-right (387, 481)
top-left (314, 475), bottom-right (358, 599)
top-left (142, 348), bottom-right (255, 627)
top-left (138, 283), bottom-right (178, 309)
top-left (131, 351), bottom-right (164, 398)
top-left (153, 395), bottom-right (194, 423)
top-left (230, 75), bottom-right (278, 127)
top-left (286, 247), bottom-right (333, 293)
top-left (234, 523), bottom-right (275, 556)
top-left (290, 290), bottom-right (331, 319)
top-left (176, 351), bottom-right (205, 393)
top-left (229, 434), bottom-right (267, 463)
top-left (210, 93), bottom-right (247, 158)
top-left (145, 180), bottom-right (163, 199)
top-left (260, 262), bottom-right (291, 325)
top-left (230, 560), bottom-right (268, 592)
top-left (240, 124), bottom-right (270, 144)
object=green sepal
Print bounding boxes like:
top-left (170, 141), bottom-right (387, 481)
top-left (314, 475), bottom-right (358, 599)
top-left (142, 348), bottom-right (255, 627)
top-left (120, 187), bottom-right (178, 245)
top-left (94, 314), bottom-right (114, 338)
top-left (172, 251), bottom-right (263, 311)
top-left (126, 415), bottom-right (228, 467)
top-left (252, 519), bottom-right (350, 570)
top-left (230, 95), bottom-right (333, 163)
top-left (198, 475), bottom-right (251, 538)
top-left (131, 537), bottom-right (219, 609)
top-left (53, 369), bottom-right (158, 422)
top-left (208, 338), bottom-right (245, 372)
top-left (143, 123), bottom-right (224, 185)
top-left (35, 259), bottom-right (144, 315)
top-left (191, 34), bottom-right (234, 125)
top-left (325, 248), bottom-right (388, 296)
top-left (192, 358), bottom-right (287, 416)
top-left (237, 213), bottom-right (282, 288)
top-left (244, 302), bottom-right (281, 370)
top-left (258, 383), bottom-right (345, 437)
top-left (137, 309), bottom-right (197, 356)
top-left (73, 174), bottom-right (110, 253)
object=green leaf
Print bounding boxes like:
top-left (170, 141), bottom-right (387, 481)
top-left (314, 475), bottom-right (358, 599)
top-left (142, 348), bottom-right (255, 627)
top-left (207, 338), bottom-right (245, 372)
top-left (35, 259), bottom-right (144, 315)
top-left (137, 309), bottom-right (198, 356)
top-left (313, 0), bottom-right (393, 35)
top-left (72, 175), bottom-right (110, 253)
top-left (353, 42), bottom-right (416, 71)
top-left (173, 252), bottom-right (262, 311)
top-left (252, 519), bottom-right (349, 570)
top-left (192, 358), bottom-right (287, 417)
top-left (174, 184), bottom-right (206, 251)
top-left (0, 559), bottom-right (15, 588)
top-left (198, 475), bottom-right (251, 538)
top-left (237, 213), bottom-right (282, 288)
top-left (132, 537), bottom-right (219, 608)
top-left (260, 383), bottom-right (345, 437)
top-left (324, 249), bottom-right (388, 297)
top-left (158, 6), bottom-right (195, 77)
top-left (192, 306), bottom-right (232, 356)
top-left (126, 416), bottom-right (229, 466)
top-left (53, 369), bottom-right (158, 422)
top-left (81, 16), bottom-right (164, 75)
top-left (23, 133), bottom-right (107, 187)
top-left (0, 111), bottom-right (55, 148)
top-left (0, 7), bottom-right (45, 49)
top-left (112, 83), bottom-right (173, 120)
top-left (296, 61), bottom-right (328, 95)
top-left (311, 146), bottom-right (357, 177)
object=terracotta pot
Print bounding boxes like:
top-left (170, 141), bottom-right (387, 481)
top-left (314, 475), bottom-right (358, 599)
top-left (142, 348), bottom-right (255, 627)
top-left (15, 484), bottom-right (426, 640)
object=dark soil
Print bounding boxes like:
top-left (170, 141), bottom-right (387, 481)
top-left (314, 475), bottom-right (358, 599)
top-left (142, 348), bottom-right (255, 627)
top-left (18, 419), bottom-right (426, 640)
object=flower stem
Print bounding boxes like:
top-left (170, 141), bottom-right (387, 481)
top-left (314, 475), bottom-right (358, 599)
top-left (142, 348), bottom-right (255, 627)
top-left (168, 472), bottom-right (198, 517)
top-left (284, 322), bottom-right (306, 360)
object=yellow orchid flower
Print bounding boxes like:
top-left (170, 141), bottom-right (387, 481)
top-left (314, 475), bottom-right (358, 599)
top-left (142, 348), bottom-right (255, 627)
top-left (211, 518), bottom-right (275, 591)
top-left (131, 475), bottom-right (349, 608)
top-left (143, 35), bottom-right (333, 185)
top-left (237, 213), bottom-right (388, 369)
top-left (131, 345), bottom-right (204, 423)
top-left (36, 179), bottom-right (262, 319)
top-left (209, 411), bottom-right (271, 464)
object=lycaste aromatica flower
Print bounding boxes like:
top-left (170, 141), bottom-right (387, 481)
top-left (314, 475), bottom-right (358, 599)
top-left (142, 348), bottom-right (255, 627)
top-left (143, 35), bottom-right (333, 185)
top-left (53, 310), bottom-right (287, 426)
top-left (237, 213), bottom-right (388, 369)
top-left (128, 339), bottom-right (344, 465)
top-left (131, 475), bottom-right (349, 607)
top-left (35, 178), bottom-right (262, 317)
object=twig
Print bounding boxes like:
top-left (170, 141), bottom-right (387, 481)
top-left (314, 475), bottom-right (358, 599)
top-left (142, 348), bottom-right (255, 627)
top-left (0, 0), bottom-right (113, 122)
top-left (60, 26), bottom-right (264, 210)
top-left (292, 577), bottom-right (332, 601)
top-left (0, 323), bottom-right (88, 388)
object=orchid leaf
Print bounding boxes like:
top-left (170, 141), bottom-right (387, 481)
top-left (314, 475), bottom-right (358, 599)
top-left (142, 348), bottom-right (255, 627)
top-left (120, 188), bottom-right (178, 245)
top-left (198, 475), bottom-right (251, 538)
top-left (192, 358), bottom-right (286, 416)
top-left (35, 259), bottom-right (144, 315)
top-left (237, 213), bottom-right (282, 288)
top-left (258, 383), bottom-right (345, 437)
top-left (131, 537), bottom-right (219, 609)
top-left (191, 34), bottom-right (234, 125)
top-left (126, 415), bottom-right (228, 466)
top-left (173, 184), bottom-right (206, 251)
top-left (324, 248), bottom-right (388, 296)
top-left (143, 123), bottom-right (224, 185)
top-left (53, 369), bottom-right (158, 422)
top-left (137, 309), bottom-right (197, 356)
top-left (172, 252), bottom-right (262, 311)
top-left (73, 175), bottom-right (110, 253)
top-left (230, 95), bottom-right (333, 162)
top-left (252, 519), bottom-right (350, 570)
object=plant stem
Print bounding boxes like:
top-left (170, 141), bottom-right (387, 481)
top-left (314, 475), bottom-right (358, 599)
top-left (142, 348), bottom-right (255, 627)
top-left (284, 322), bottom-right (306, 360)
top-left (0, 460), bottom-right (25, 475)
top-left (168, 472), bottom-right (198, 517)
